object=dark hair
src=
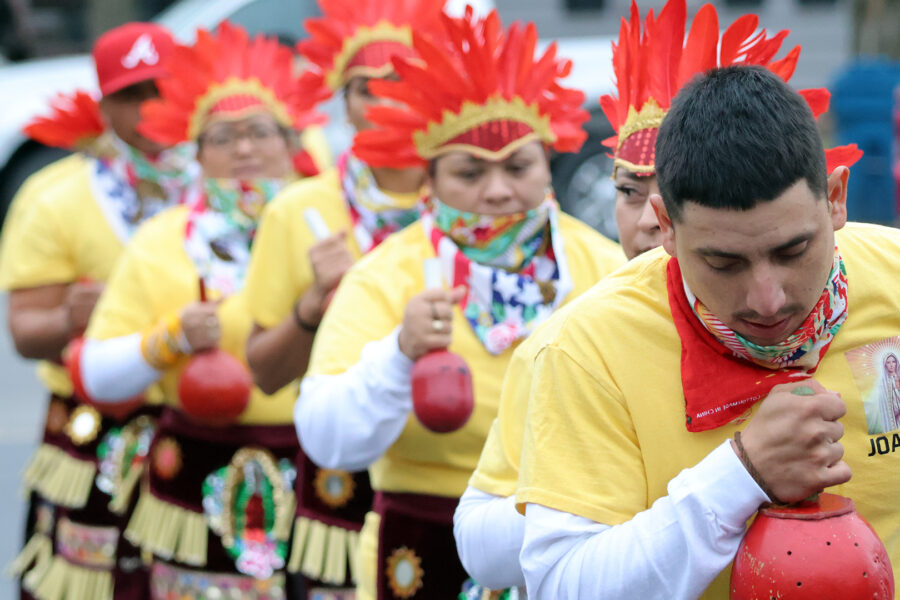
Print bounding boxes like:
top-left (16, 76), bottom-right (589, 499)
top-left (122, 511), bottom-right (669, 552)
top-left (655, 65), bottom-right (826, 221)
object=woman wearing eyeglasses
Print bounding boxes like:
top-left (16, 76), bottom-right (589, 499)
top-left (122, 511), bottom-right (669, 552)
top-left (295, 9), bottom-right (625, 599)
top-left (76, 23), bottom-right (324, 598)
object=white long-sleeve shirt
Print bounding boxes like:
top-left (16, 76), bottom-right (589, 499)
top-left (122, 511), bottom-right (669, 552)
top-left (454, 486), bottom-right (527, 588)
top-left (81, 334), bottom-right (161, 402)
top-left (520, 440), bottom-right (769, 599)
top-left (296, 328), bottom-right (414, 471)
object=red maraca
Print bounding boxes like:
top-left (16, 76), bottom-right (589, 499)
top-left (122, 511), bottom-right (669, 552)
top-left (177, 279), bottom-right (251, 426)
top-left (410, 258), bottom-right (474, 433)
top-left (730, 387), bottom-right (894, 599)
top-left (730, 493), bottom-right (893, 599)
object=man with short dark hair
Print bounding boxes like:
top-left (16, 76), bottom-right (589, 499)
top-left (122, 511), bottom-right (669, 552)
top-left (516, 64), bottom-right (900, 598)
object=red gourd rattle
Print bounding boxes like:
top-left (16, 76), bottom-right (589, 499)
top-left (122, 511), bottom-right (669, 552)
top-left (410, 258), bottom-right (474, 433)
top-left (177, 279), bottom-right (251, 425)
top-left (730, 386), bottom-right (894, 599)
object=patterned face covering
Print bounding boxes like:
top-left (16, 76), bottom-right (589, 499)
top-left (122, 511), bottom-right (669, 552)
top-left (685, 247), bottom-right (849, 371)
top-left (338, 151), bottom-right (422, 252)
top-left (184, 178), bottom-right (286, 298)
top-left (426, 193), bottom-right (572, 355)
top-left (89, 135), bottom-right (198, 241)
top-left (431, 197), bottom-right (551, 271)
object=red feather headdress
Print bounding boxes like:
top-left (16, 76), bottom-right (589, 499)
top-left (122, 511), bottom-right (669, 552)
top-left (139, 22), bottom-right (324, 145)
top-left (352, 8), bottom-right (589, 167)
top-left (602, 0), bottom-right (861, 176)
top-left (295, 0), bottom-right (446, 103)
top-left (23, 89), bottom-right (106, 153)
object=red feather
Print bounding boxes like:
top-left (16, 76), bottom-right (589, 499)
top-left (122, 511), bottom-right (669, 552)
top-left (139, 22), bottom-right (324, 145)
top-left (24, 89), bottom-right (105, 151)
top-left (678, 4), bottom-right (719, 88)
top-left (799, 88), bottom-right (830, 119)
top-left (825, 144), bottom-right (864, 173)
top-left (353, 9), bottom-right (588, 168)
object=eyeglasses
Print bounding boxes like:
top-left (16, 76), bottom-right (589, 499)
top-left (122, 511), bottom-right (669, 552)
top-left (200, 124), bottom-right (285, 149)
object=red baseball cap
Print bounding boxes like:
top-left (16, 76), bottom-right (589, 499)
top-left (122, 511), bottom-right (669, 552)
top-left (92, 22), bottom-right (176, 96)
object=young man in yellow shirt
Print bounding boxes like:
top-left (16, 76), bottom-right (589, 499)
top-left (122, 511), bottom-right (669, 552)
top-left (454, 3), bottom-right (868, 595)
top-left (514, 60), bottom-right (898, 600)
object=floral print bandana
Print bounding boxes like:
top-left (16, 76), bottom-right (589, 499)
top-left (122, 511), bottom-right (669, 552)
top-left (424, 194), bottom-right (572, 355)
top-left (184, 178), bottom-right (286, 298)
top-left (89, 135), bottom-right (198, 241)
top-left (338, 151), bottom-right (422, 251)
top-left (686, 247), bottom-right (849, 370)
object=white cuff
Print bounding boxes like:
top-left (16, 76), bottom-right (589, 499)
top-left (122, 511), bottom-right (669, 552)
top-left (82, 335), bottom-right (161, 401)
top-left (454, 486), bottom-right (526, 589)
top-left (296, 327), bottom-right (415, 471)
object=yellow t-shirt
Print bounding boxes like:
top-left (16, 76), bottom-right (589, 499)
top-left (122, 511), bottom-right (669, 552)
top-left (0, 153), bottom-right (85, 280)
top-left (244, 167), bottom-right (421, 329)
top-left (1, 155), bottom-right (124, 395)
top-left (516, 222), bottom-right (900, 597)
top-left (306, 215), bottom-right (625, 497)
top-left (85, 205), bottom-right (296, 425)
top-left (469, 299), bottom-right (582, 498)
top-left (1, 155), bottom-right (124, 289)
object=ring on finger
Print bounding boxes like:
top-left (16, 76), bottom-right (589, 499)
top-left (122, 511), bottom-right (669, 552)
top-left (431, 319), bottom-right (444, 332)
top-left (430, 302), bottom-right (440, 321)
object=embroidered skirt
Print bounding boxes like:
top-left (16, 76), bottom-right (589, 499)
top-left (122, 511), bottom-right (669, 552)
top-left (372, 491), bottom-right (468, 600)
top-left (124, 407), bottom-right (303, 598)
top-left (287, 449), bottom-right (372, 593)
top-left (10, 394), bottom-right (157, 600)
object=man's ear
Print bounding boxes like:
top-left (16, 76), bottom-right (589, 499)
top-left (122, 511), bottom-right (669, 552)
top-left (826, 166), bottom-right (849, 231)
top-left (650, 194), bottom-right (676, 257)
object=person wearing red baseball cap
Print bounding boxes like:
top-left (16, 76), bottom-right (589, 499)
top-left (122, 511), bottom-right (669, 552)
top-left (2, 21), bottom-right (198, 600)
top-left (75, 22), bottom-right (326, 599)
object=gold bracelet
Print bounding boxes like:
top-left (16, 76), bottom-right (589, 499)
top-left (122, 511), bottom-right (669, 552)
top-left (140, 313), bottom-right (187, 369)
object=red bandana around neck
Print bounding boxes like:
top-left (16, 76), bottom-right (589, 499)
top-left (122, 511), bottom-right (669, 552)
top-left (667, 258), bottom-right (817, 432)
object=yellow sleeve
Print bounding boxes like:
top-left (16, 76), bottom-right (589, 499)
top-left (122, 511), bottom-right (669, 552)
top-left (1, 188), bottom-right (76, 289)
top-left (469, 338), bottom-right (534, 497)
top-left (0, 156), bottom-right (82, 287)
top-left (86, 219), bottom-right (167, 341)
top-left (244, 197), bottom-right (311, 329)
top-left (516, 342), bottom-right (646, 526)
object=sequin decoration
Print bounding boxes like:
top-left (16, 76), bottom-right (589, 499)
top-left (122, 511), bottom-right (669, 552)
top-left (64, 405), bottom-right (102, 445)
top-left (96, 415), bottom-right (156, 495)
top-left (55, 516), bottom-right (119, 569)
top-left (150, 561), bottom-right (287, 600)
top-left (385, 546), bottom-right (424, 598)
top-left (313, 468), bottom-right (355, 509)
top-left (203, 449), bottom-right (296, 579)
top-left (151, 437), bottom-right (183, 480)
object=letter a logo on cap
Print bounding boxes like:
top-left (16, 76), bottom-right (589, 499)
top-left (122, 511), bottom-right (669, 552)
top-left (122, 34), bottom-right (159, 69)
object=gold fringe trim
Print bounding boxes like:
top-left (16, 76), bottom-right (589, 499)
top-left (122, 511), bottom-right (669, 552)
top-left (23, 445), bottom-right (96, 509)
top-left (287, 516), bottom-right (360, 586)
top-left (31, 555), bottom-right (113, 600)
top-left (107, 461), bottom-right (143, 515)
top-left (273, 489), bottom-right (297, 540)
top-left (124, 491), bottom-right (208, 566)
top-left (6, 532), bottom-right (53, 591)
